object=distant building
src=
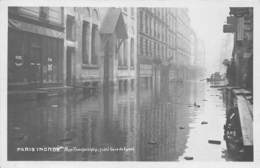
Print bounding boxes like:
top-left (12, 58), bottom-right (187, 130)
top-left (137, 8), bottom-right (192, 89)
top-left (175, 9), bottom-right (192, 80)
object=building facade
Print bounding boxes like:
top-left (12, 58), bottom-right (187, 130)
top-left (137, 8), bottom-right (192, 89)
top-left (8, 7), bottom-right (137, 91)
top-left (175, 8), bottom-right (192, 81)
top-left (223, 7), bottom-right (253, 91)
top-left (8, 7), bottom-right (64, 89)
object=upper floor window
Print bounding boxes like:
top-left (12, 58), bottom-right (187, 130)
top-left (140, 37), bottom-right (143, 55)
top-left (86, 8), bottom-right (91, 17)
top-left (48, 8), bottom-right (62, 24)
top-left (82, 21), bottom-right (90, 64)
top-left (39, 7), bottom-right (49, 20)
top-left (17, 7), bottom-right (63, 25)
top-left (140, 11), bottom-right (143, 31)
top-left (118, 40), bottom-right (128, 68)
top-left (145, 14), bottom-right (148, 34)
top-left (145, 39), bottom-right (148, 56)
top-left (66, 15), bottom-right (76, 41)
top-left (131, 8), bottom-right (134, 18)
top-left (93, 9), bottom-right (99, 23)
top-left (91, 24), bottom-right (99, 65)
top-left (130, 38), bottom-right (134, 67)
top-left (123, 40), bottom-right (128, 66)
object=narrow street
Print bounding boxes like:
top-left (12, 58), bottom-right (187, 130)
top-left (6, 7), bottom-right (253, 162)
top-left (8, 81), bottom-right (233, 161)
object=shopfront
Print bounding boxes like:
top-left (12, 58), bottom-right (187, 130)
top-left (8, 29), bottom-right (64, 89)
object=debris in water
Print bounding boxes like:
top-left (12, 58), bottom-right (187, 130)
top-left (201, 121), bottom-right (208, 125)
top-left (184, 156), bottom-right (194, 160)
top-left (13, 126), bottom-right (21, 130)
top-left (17, 135), bottom-right (24, 140)
top-left (179, 126), bottom-right (185, 130)
top-left (51, 104), bottom-right (59, 108)
top-left (202, 99), bottom-right (208, 101)
top-left (148, 141), bottom-right (158, 145)
top-left (208, 140), bottom-right (221, 145)
top-left (193, 102), bottom-right (200, 108)
top-left (60, 138), bottom-right (72, 142)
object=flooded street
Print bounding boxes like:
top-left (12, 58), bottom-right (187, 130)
top-left (8, 81), bottom-right (230, 161)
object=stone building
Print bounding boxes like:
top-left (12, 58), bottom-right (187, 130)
top-left (137, 8), bottom-right (192, 89)
top-left (63, 7), bottom-right (137, 90)
top-left (8, 7), bottom-right (64, 89)
top-left (175, 8), bottom-right (192, 81)
top-left (8, 7), bottom-right (137, 91)
top-left (223, 7), bottom-right (253, 91)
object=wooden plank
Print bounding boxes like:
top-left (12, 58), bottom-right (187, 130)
top-left (237, 95), bottom-right (253, 146)
top-left (233, 88), bottom-right (252, 96)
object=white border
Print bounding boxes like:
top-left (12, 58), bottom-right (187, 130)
top-left (0, 0), bottom-right (259, 168)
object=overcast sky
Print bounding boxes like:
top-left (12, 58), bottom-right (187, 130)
top-left (188, 6), bottom-right (233, 75)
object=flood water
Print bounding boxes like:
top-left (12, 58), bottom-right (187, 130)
top-left (8, 81), bottom-right (231, 161)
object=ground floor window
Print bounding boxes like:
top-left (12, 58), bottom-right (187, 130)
top-left (8, 29), bottom-right (63, 87)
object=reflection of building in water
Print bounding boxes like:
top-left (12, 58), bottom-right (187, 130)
top-left (101, 85), bottom-right (138, 160)
top-left (137, 82), bottom-right (177, 161)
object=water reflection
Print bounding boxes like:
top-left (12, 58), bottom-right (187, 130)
top-left (8, 80), bottom-right (222, 161)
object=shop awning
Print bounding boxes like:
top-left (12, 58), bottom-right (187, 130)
top-left (100, 8), bottom-right (128, 39)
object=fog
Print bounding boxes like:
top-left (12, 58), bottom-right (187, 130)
top-left (189, 6), bottom-right (233, 76)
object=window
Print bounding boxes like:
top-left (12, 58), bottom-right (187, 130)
top-left (140, 37), bottom-right (143, 55)
top-left (145, 14), bottom-right (148, 34)
top-left (93, 9), bottom-right (99, 22)
top-left (130, 38), bottom-right (134, 67)
top-left (66, 15), bottom-right (76, 41)
top-left (162, 46), bottom-right (164, 59)
top-left (145, 39), bottom-right (148, 56)
top-left (147, 40), bottom-right (150, 56)
top-left (18, 7), bottom-right (39, 18)
top-left (91, 24), bottom-right (98, 65)
top-left (153, 42), bottom-right (156, 57)
top-left (48, 7), bottom-right (62, 24)
top-left (82, 21), bottom-right (90, 64)
top-left (154, 20), bottom-right (156, 37)
top-left (140, 11), bottom-right (143, 31)
top-left (158, 44), bottom-right (160, 57)
top-left (118, 40), bottom-right (127, 68)
top-left (131, 8), bottom-right (134, 18)
top-left (158, 24), bottom-right (160, 39)
top-left (39, 7), bottom-right (49, 20)
top-left (86, 8), bottom-right (90, 17)
top-left (118, 40), bottom-right (123, 66)
top-left (149, 17), bottom-right (152, 36)
top-left (123, 40), bottom-right (128, 66)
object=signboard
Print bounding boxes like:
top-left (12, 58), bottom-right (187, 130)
top-left (223, 24), bottom-right (235, 33)
top-left (227, 16), bottom-right (236, 25)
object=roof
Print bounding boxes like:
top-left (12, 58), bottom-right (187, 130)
top-left (100, 8), bottom-right (128, 39)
